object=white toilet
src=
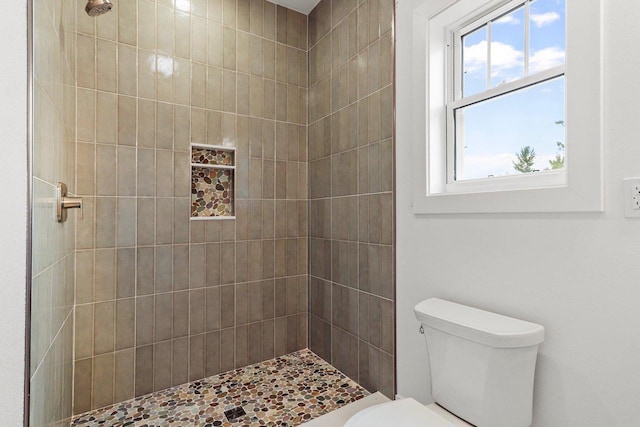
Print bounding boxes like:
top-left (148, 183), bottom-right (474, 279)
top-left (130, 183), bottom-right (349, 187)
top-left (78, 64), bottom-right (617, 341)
top-left (346, 298), bottom-right (545, 427)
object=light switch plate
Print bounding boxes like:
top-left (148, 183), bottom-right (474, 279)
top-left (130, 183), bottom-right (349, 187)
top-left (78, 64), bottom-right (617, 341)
top-left (623, 178), bottom-right (640, 218)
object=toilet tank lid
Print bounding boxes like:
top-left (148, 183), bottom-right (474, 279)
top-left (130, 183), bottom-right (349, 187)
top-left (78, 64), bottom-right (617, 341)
top-left (414, 298), bottom-right (545, 348)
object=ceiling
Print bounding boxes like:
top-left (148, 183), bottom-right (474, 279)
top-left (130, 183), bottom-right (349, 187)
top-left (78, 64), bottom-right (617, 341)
top-left (268, 0), bottom-right (322, 15)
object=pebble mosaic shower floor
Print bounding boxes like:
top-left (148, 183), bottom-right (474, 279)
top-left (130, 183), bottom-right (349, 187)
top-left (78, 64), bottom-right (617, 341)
top-left (71, 349), bottom-right (368, 426)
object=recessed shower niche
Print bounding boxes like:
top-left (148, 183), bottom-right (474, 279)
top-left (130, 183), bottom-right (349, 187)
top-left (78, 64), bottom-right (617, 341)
top-left (190, 143), bottom-right (236, 219)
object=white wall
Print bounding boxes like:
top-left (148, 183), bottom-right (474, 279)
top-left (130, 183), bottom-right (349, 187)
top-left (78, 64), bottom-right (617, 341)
top-left (0, 0), bottom-right (28, 425)
top-left (396, 1), bottom-right (640, 426)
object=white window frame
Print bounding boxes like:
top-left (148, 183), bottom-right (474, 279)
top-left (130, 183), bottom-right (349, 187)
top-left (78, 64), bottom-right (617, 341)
top-left (447, 0), bottom-right (566, 189)
top-left (406, 0), bottom-right (603, 214)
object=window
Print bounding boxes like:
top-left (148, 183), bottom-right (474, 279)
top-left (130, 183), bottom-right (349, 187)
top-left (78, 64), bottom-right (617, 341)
top-left (448, 0), bottom-right (566, 184)
top-left (402, 0), bottom-right (603, 213)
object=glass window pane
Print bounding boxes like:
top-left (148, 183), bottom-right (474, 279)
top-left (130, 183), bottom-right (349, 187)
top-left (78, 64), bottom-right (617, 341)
top-left (462, 25), bottom-right (488, 97)
top-left (529, 0), bottom-right (566, 74)
top-left (455, 77), bottom-right (565, 181)
top-left (491, 6), bottom-right (525, 87)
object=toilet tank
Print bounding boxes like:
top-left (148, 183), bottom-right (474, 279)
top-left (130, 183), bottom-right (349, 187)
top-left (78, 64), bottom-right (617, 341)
top-left (414, 299), bottom-right (545, 427)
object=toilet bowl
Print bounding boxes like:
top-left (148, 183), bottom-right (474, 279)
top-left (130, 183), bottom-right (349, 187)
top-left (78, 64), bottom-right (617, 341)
top-left (344, 398), bottom-right (472, 427)
top-left (345, 298), bottom-right (545, 427)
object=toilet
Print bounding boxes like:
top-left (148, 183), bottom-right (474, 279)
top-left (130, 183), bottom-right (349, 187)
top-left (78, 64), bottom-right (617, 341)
top-left (345, 298), bottom-right (545, 427)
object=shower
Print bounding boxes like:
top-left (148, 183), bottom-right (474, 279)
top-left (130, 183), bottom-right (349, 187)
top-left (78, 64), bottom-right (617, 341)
top-left (27, 0), bottom-right (397, 425)
top-left (85, 0), bottom-right (112, 16)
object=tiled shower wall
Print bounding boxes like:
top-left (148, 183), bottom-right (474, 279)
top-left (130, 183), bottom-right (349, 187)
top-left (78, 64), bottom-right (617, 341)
top-left (72, 0), bottom-right (309, 414)
top-left (30, 0), bottom-right (77, 425)
top-left (307, 0), bottom-right (395, 398)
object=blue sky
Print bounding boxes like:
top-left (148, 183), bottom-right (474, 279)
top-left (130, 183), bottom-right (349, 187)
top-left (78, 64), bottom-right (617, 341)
top-left (458, 0), bottom-right (565, 180)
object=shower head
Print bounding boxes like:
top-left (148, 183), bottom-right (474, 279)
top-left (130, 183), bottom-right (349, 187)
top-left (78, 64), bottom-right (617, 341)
top-left (85, 0), bottom-right (113, 17)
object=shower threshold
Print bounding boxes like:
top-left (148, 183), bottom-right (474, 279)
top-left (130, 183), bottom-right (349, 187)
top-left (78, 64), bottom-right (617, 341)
top-left (71, 349), bottom-right (368, 426)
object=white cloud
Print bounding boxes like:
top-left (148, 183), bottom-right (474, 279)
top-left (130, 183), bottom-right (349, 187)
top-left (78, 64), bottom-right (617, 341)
top-left (494, 15), bottom-right (520, 25)
top-left (531, 12), bottom-right (560, 28)
top-left (529, 47), bottom-right (565, 73)
top-left (464, 40), bottom-right (565, 79)
top-left (464, 41), bottom-right (523, 76)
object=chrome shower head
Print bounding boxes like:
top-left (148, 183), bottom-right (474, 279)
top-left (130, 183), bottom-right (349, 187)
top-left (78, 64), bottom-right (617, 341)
top-left (85, 0), bottom-right (113, 17)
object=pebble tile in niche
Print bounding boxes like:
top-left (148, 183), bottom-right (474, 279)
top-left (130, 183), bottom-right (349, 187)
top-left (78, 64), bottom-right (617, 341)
top-left (71, 349), bottom-right (368, 427)
top-left (191, 166), bottom-right (234, 217)
top-left (191, 148), bottom-right (234, 166)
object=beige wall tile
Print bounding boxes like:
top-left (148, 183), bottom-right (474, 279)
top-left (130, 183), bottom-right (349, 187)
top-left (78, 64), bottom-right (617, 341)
top-left (286, 9), bottom-right (302, 49)
top-left (191, 64), bottom-right (205, 110)
top-left (76, 142), bottom-right (96, 196)
top-left (175, 11), bottom-right (191, 59)
top-left (96, 144), bottom-right (117, 196)
top-left (174, 58), bottom-right (191, 106)
top-left (94, 249), bottom-right (116, 302)
top-left (135, 295), bottom-right (154, 346)
top-left (250, 0), bottom-right (264, 36)
top-left (97, 91), bottom-right (117, 144)
top-left (206, 22), bottom-right (223, 68)
top-left (275, 5), bottom-right (287, 44)
top-left (71, 0), bottom-right (315, 412)
top-left (223, 0), bottom-right (237, 27)
top-left (75, 304), bottom-right (94, 360)
top-left (157, 55), bottom-right (175, 102)
top-left (153, 341), bottom-right (172, 391)
top-left (237, 0), bottom-right (250, 31)
top-left (155, 293), bottom-right (174, 342)
top-left (119, 0), bottom-right (138, 45)
top-left (219, 328), bottom-right (234, 372)
top-left (116, 198), bottom-right (136, 247)
top-left (173, 290), bottom-right (190, 337)
top-left (206, 66), bottom-right (223, 110)
top-left (114, 349), bottom-right (135, 402)
top-left (97, 0), bottom-right (118, 40)
top-left (205, 286), bottom-right (222, 332)
top-left (78, 5), bottom-right (96, 36)
top-left (117, 249), bottom-right (136, 298)
top-left (73, 358), bottom-right (93, 414)
top-left (94, 301), bottom-right (115, 355)
top-left (138, 50), bottom-right (157, 100)
top-left (307, 0), bottom-right (395, 398)
top-left (191, 17), bottom-right (207, 65)
top-left (222, 70), bottom-right (237, 112)
top-left (263, 1), bottom-right (276, 40)
top-left (76, 197), bottom-right (96, 250)
top-left (117, 95), bottom-right (137, 146)
top-left (171, 337), bottom-right (189, 386)
top-left (190, 244), bottom-right (207, 288)
top-left (208, 0), bottom-right (223, 22)
top-left (97, 40), bottom-right (117, 93)
top-left (115, 298), bottom-right (135, 350)
top-left (156, 150), bottom-right (175, 195)
top-left (95, 197), bottom-right (117, 248)
top-left (77, 35), bottom-right (96, 89)
top-left (77, 90), bottom-right (97, 143)
top-left (135, 345), bottom-right (154, 395)
top-left (223, 26), bottom-right (237, 70)
top-left (157, 5), bottom-right (175, 55)
top-left (236, 325), bottom-right (248, 367)
top-left (250, 35), bottom-right (264, 77)
top-left (137, 148), bottom-right (156, 196)
top-left (174, 105), bottom-right (190, 151)
top-left (156, 199), bottom-right (174, 246)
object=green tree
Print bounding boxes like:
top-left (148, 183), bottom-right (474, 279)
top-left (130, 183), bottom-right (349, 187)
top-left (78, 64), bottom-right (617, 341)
top-left (513, 146), bottom-right (536, 173)
top-left (549, 120), bottom-right (565, 170)
top-left (549, 141), bottom-right (565, 170)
